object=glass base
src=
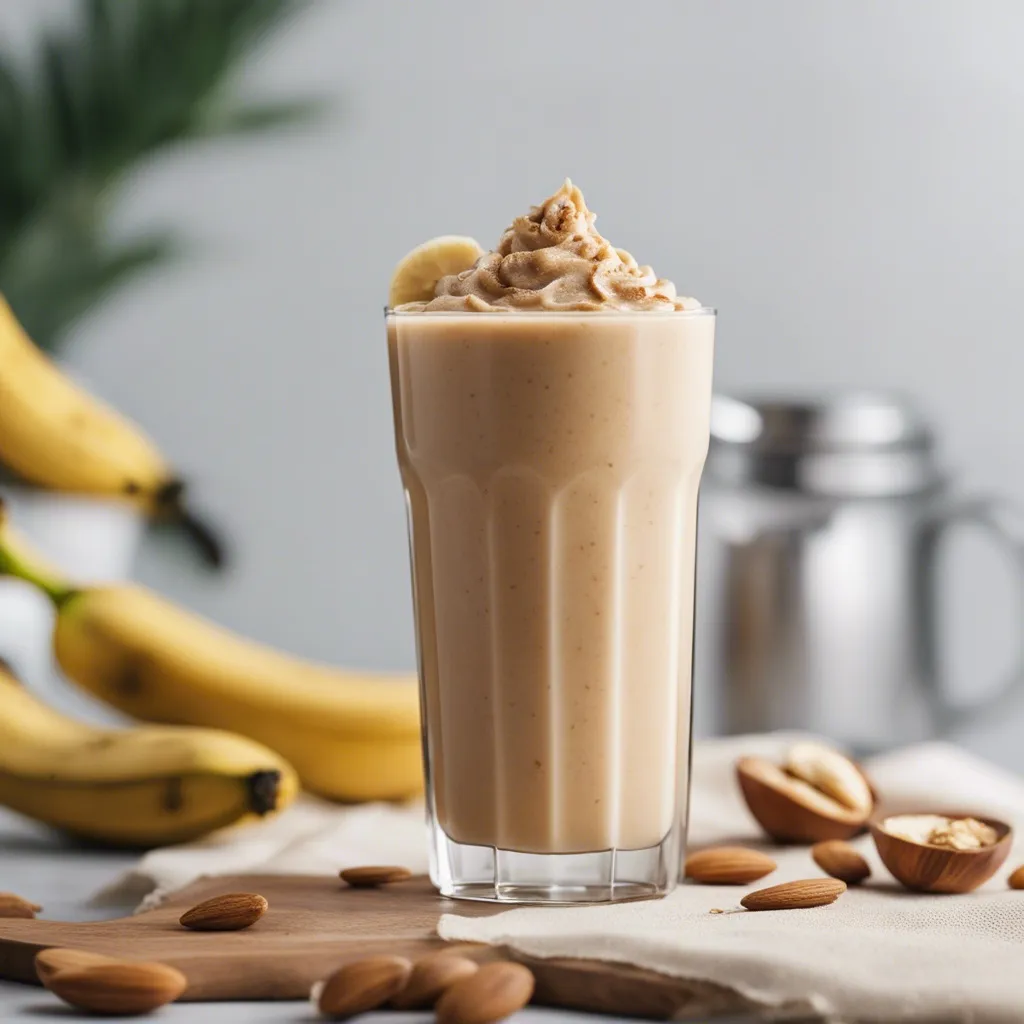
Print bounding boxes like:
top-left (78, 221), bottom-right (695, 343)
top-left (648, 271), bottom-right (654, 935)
top-left (430, 828), bottom-right (679, 906)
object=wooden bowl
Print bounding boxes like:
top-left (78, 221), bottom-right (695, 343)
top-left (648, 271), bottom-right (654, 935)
top-left (736, 756), bottom-right (869, 844)
top-left (870, 814), bottom-right (1012, 894)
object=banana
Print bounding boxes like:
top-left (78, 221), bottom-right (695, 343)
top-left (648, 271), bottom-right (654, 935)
top-left (0, 506), bottom-right (424, 803)
top-left (0, 295), bottom-right (223, 566)
top-left (0, 661), bottom-right (298, 847)
top-left (388, 236), bottom-right (484, 306)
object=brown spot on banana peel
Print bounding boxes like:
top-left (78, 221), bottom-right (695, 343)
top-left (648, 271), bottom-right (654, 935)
top-left (163, 778), bottom-right (184, 813)
top-left (113, 660), bottom-right (148, 699)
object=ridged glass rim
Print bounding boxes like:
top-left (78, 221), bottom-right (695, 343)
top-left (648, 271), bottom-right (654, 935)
top-left (384, 305), bottom-right (716, 317)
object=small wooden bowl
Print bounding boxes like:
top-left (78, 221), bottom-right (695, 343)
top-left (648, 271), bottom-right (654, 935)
top-left (870, 814), bottom-right (1012, 894)
top-left (736, 757), bottom-right (869, 844)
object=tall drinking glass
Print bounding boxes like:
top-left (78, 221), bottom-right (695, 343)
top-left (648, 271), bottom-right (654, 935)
top-left (388, 309), bottom-right (715, 904)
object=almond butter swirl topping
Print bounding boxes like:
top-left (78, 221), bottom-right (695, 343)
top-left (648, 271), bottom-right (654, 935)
top-left (404, 180), bottom-right (700, 312)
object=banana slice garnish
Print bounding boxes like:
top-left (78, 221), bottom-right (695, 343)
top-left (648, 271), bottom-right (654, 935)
top-left (388, 235), bottom-right (484, 307)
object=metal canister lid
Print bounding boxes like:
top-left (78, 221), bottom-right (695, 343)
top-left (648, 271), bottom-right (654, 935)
top-left (708, 392), bottom-right (941, 496)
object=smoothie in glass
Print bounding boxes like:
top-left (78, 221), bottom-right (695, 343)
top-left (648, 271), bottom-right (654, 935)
top-left (388, 182), bottom-right (714, 903)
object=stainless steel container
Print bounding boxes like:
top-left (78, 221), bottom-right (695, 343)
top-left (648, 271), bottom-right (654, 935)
top-left (694, 392), bottom-right (1024, 752)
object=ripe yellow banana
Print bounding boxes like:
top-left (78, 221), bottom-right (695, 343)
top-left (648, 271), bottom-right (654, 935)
top-left (0, 506), bottom-right (424, 803)
top-left (0, 661), bottom-right (298, 847)
top-left (0, 294), bottom-right (223, 565)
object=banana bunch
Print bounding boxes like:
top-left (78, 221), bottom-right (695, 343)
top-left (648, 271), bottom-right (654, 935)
top-left (0, 295), bottom-right (223, 566)
top-left (0, 505), bottom-right (424, 803)
top-left (0, 660), bottom-right (297, 847)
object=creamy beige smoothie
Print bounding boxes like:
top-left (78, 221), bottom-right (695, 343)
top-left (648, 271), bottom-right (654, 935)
top-left (388, 182), bottom-right (714, 901)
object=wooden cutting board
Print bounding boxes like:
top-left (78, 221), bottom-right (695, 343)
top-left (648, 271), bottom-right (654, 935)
top-left (0, 873), bottom-right (759, 1019)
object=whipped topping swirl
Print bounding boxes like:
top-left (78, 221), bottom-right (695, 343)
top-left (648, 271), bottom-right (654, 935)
top-left (408, 180), bottom-right (699, 312)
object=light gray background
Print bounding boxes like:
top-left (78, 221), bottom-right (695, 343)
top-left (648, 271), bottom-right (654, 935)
top-left (1, 0), bottom-right (1023, 747)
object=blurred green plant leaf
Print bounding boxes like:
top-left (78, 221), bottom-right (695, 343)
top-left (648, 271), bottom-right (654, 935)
top-left (0, 0), bottom-right (323, 353)
top-left (5, 233), bottom-right (181, 352)
top-left (202, 96), bottom-right (329, 136)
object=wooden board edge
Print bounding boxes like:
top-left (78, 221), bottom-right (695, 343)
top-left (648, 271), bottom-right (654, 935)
top-left (0, 938), bottom-right (45, 988)
top-left (510, 950), bottom-right (761, 1020)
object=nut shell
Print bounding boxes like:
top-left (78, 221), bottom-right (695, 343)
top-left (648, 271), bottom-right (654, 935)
top-left (870, 814), bottom-right (1011, 894)
top-left (737, 756), bottom-right (870, 843)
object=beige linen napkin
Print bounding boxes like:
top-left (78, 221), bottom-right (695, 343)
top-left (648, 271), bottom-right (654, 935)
top-left (442, 735), bottom-right (1024, 1023)
top-left (98, 735), bottom-right (1024, 1021)
top-left (95, 799), bottom-right (430, 910)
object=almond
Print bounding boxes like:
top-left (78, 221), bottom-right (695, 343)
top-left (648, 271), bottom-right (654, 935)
top-left (0, 892), bottom-right (41, 918)
top-left (812, 840), bottom-right (871, 884)
top-left (47, 961), bottom-right (187, 1014)
top-left (179, 892), bottom-right (267, 931)
top-left (785, 742), bottom-right (874, 816)
top-left (391, 951), bottom-right (479, 1009)
top-left (741, 878), bottom-right (846, 911)
top-left (1010, 865), bottom-right (1024, 890)
top-left (436, 961), bottom-right (535, 1024)
top-left (36, 948), bottom-right (118, 987)
top-left (339, 865), bottom-right (413, 887)
top-left (314, 955), bottom-right (412, 1018)
top-left (684, 846), bottom-right (777, 885)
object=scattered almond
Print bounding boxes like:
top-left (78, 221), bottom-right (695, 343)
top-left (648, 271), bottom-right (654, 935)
top-left (0, 892), bottom-right (41, 918)
top-left (46, 961), bottom-right (187, 1015)
top-left (179, 892), bottom-right (268, 931)
top-left (339, 865), bottom-right (413, 888)
top-left (685, 846), bottom-right (777, 885)
top-left (314, 955), bottom-right (412, 1018)
top-left (391, 951), bottom-right (479, 1009)
top-left (709, 908), bottom-right (724, 915)
top-left (36, 948), bottom-right (118, 987)
top-left (741, 878), bottom-right (846, 912)
top-left (436, 961), bottom-right (535, 1024)
top-left (1008, 865), bottom-right (1024, 890)
top-left (812, 840), bottom-right (871, 884)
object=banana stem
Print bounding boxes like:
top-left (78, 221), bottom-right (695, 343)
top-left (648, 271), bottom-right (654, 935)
top-left (0, 511), bottom-right (76, 608)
